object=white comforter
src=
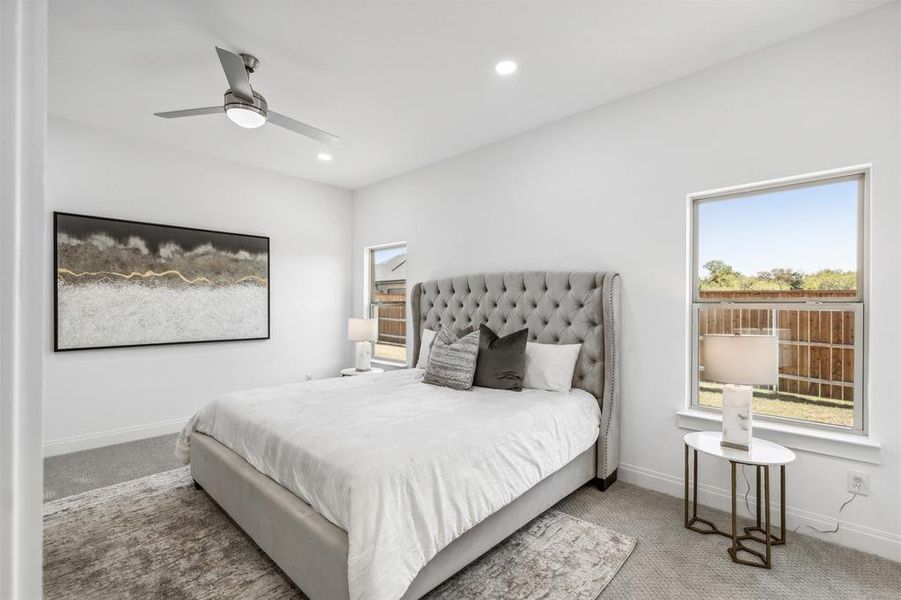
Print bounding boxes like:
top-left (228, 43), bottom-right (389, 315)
top-left (176, 369), bottom-right (600, 600)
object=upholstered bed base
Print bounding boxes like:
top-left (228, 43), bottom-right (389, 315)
top-left (191, 432), bottom-right (597, 600)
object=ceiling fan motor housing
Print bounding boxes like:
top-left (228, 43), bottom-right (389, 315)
top-left (240, 53), bottom-right (260, 73)
top-left (224, 90), bottom-right (268, 118)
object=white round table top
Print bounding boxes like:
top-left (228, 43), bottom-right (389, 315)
top-left (684, 431), bottom-right (795, 466)
top-left (340, 367), bottom-right (385, 376)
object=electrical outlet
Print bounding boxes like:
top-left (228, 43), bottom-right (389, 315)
top-left (847, 470), bottom-right (870, 496)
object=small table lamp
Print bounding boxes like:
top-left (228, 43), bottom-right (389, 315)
top-left (348, 318), bottom-right (378, 371)
top-left (703, 334), bottom-right (778, 451)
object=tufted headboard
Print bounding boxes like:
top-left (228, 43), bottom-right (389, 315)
top-left (411, 271), bottom-right (621, 481)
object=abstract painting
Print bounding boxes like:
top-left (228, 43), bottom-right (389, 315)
top-left (54, 212), bottom-right (269, 351)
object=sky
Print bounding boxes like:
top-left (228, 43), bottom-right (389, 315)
top-left (374, 245), bottom-right (406, 264)
top-left (697, 179), bottom-right (858, 276)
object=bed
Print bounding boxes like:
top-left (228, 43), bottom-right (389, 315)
top-left (181, 271), bottom-right (621, 600)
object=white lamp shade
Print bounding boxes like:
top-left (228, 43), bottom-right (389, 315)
top-left (348, 318), bottom-right (378, 342)
top-left (703, 334), bottom-right (778, 385)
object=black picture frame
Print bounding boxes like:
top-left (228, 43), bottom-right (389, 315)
top-left (53, 211), bottom-right (270, 352)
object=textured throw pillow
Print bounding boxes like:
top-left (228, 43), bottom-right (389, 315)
top-left (473, 325), bottom-right (528, 391)
top-left (416, 328), bottom-right (437, 368)
top-left (423, 326), bottom-right (481, 390)
top-left (522, 342), bottom-right (582, 392)
top-left (416, 326), bottom-right (474, 368)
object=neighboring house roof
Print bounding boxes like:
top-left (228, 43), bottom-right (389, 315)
top-left (375, 254), bottom-right (407, 283)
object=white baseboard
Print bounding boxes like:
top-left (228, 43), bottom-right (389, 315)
top-left (618, 462), bottom-right (901, 563)
top-left (43, 416), bottom-right (189, 457)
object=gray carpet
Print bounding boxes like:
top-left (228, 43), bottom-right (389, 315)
top-left (43, 433), bottom-right (181, 501)
top-left (45, 435), bottom-right (901, 599)
top-left (43, 468), bottom-right (635, 600)
top-left (557, 485), bottom-right (901, 599)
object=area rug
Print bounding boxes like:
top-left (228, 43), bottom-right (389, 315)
top-left (44, 467), bottom-right (635, 599)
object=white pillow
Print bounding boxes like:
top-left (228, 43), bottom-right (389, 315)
top-left (416, 328), bottom-right (437, 368)
top-left (522, 342), bottom-right (581, 392)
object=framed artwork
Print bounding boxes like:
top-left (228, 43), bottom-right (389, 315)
top-left (54, 212), bottom-right (269, 351)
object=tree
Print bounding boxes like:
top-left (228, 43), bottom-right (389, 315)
top-left (701, 260), bottom-right (743, 289)
top-left (803, 269), bottom-right (856, 291)
top-left (699, 260), bottom-right (856, 292)
top-left (756, 268), bottom-right (803, 290)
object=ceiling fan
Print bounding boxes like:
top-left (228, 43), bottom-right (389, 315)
top-left (154, 46), bottom-right (340, 144)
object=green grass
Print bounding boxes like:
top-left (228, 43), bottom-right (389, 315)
top-left (374, 342), bottom-right (406, 363)
top-left (699, 384), bottom-right (853, 427)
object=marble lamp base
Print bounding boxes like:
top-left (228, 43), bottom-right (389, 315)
top-left (721, 384), bottom-right (752, 451)
top-left (354, 341), bottom-right (372, 372)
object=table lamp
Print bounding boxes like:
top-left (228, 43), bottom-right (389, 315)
top-left (348, 318), bottom-right (378, 371)
top-left (703, 334), bottom-right (778, 451)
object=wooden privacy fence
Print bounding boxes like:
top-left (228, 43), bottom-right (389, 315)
top-left (372, 291), bottom-right (406, 347)
top-left (698, 291), bottom-right (857, 401)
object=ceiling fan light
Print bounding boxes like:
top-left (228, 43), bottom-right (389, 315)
top-left (226, 105), bottom-right (267, 129)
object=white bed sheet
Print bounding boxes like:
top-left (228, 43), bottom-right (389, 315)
top-left (177, 368), bottom-right (600, 600)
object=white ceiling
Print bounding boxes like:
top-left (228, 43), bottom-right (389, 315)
top-left (50, 1), bottom-right (886, 190)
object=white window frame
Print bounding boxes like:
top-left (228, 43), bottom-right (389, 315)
top-left (687, 165), bottom-right (869, 434)
top-left (363, 241), bottom-right (407, 366)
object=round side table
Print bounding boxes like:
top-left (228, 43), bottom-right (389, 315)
top-left (683, 431), bottom-right (795, 569)
top-left (340, 367), bottom-right (385, 377)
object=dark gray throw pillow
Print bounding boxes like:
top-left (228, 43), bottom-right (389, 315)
top-left (422, 326), bottom-right (481, 390)
top-left (473, 325), bottom-right (528, 391)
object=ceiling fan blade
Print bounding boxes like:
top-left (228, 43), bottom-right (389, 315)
top-left (268, 111), bottom-right (340, 144)
top-left (154, 106), bottom-right (223, 119)
top-left (216, 46), bottom-right (254, 102)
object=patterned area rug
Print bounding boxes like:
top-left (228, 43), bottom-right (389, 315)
top-left (44, 467), bottom-right (635, 599)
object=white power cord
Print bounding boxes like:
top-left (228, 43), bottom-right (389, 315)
top-left (794, 493), bottom-right (858, 535)
top-left (740, 465), bottom-right (858, 535)
top-left (741, 465), bottom-right (752, 515)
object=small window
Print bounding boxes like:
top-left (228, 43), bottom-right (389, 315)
top-left (367, 243), bottom-right (407, 364)
top-left (690, 169), bottom-right (866, 431)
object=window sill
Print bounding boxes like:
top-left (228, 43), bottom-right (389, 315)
top-left (676, 409), bottom-right (882, 464)
top-left (371, 358), bottom-right (407, 370)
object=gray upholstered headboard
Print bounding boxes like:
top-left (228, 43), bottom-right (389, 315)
top-left (410, 271), bottom-right (621, 481)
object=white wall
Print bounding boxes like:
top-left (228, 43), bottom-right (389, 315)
top-left (353, 6), bottom-right (901, 559)
top-left (44, 117), bottom-right (353, 452)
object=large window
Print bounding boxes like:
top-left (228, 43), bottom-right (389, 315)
top-left (366, 242), bottom-right (407, 364)
top-left (690, 168), bottom-right (866, 431)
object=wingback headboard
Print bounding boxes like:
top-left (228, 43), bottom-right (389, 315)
top-left (410, 271), bottom-right (621, 481)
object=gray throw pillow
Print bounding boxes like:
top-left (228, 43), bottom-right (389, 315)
top-left (422, 326), bottom-right (481, 390)
top-left (473, 325), bottom-right (528, 391)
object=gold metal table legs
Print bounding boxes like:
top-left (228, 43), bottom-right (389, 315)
top-left (683, 444), bottom-right (786, 568)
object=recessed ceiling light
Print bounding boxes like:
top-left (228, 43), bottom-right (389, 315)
top-left (317, 152), bottom-right (333, 161)
top-left (494, 60), bottom-right (518, 76)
